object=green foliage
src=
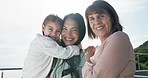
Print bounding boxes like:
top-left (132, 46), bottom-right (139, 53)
top-left (134, 40), bottom-right (148, 70)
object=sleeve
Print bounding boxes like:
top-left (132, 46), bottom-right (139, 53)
top-left (82, 33), bottom-right (132, 78)
top-left (33, 36), bottom-right (80, 59)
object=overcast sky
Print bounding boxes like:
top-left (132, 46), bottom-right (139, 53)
top-left (0, 0), bottom-right (148, 77)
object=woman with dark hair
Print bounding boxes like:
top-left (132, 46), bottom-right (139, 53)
top-left (49, 13), bottom-right (86, 78)
top-left (82, 0), bottom-right (136, 78)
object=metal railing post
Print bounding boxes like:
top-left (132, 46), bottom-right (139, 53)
top-left (0, 68), bottom-right (22, 78)
top-left (1, 71), bottom-right (3, 78)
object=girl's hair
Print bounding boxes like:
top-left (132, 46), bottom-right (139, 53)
top-left (42, 14), bottom-right (63, 35)
top-left (43, 14), bottom-right (63, 26)
top-left (85, 0), bottom-right (123, 39)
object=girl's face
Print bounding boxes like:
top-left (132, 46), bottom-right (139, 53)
top-left (61, 19), bottom-right (79, 46)
top-left (42, 21), bottom-right (62, 42)
top-left (88, 12), bottom-right (112, 42)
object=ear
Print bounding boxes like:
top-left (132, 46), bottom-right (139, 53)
top-left (42, 24), bottom-right (45, 32)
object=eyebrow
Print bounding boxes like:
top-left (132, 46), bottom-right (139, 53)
top-left (64, 25), bottom-right (79, 29)
top-left (46, 25), bottom-right (53, 28)
top-left (72, 27), bottom-right (79, 29)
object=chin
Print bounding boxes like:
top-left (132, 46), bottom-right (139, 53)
top-left (65, 43), bottom-right (73, 46)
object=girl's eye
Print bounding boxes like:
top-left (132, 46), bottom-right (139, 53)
top-left (57, 30), bottom-right (61, 33)
top-left (48, 28), bottom-right (53, 31)
top-left (56, 30), bottom-right (61, 35)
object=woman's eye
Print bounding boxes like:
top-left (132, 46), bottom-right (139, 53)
top-left (62, 28), bottom-right (67, 31)
top-left (100, 14), bottom-right (105, 18)
top-left (73, 29), bottom-right (78, 32)
top-left (72, 28), bottom-right (79, 32)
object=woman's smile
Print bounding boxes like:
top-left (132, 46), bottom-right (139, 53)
top-left (96, 26), bottom-right (105, 31)
top-left (65, 37), bottom-right (73, 41)
top-left (61, 19), bottom-right (79, 46)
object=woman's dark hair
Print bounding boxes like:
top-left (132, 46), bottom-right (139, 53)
top-left (85, 0), bottom-right (123, 39)
top-left (60, 13), bottom-right (86, 46)
top-left (59, 13), bottom-right (86, 78)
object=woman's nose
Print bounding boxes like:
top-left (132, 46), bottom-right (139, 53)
top-left (65, 31), bottom-right (72, 37)
top-left (94, 18), bottom-right (101, 24)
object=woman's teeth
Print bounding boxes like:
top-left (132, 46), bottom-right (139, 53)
top-left (66, 38), bottom-right (72, 41)
top-left (97, 26), bottom-right (104, 30)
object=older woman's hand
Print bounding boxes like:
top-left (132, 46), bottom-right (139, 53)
top-left (84, 46), bottom-right (96, 63)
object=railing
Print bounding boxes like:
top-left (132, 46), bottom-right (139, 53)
top-left (0, 53), bottom-right (147, 78)
top-left (135, 53), bottom-right (148, 70)
top-left (0, 68), bottom-right (22, 78)
top-left (134, 70), bottom-right (148, 78)
top-left (134, 52), bottom-right (148, 78)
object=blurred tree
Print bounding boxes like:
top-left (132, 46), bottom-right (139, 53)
top-left (134, 40), bottom-right (148, 70)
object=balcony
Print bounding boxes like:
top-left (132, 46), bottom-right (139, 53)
top-left (0, 53), bottom-right (148, 78)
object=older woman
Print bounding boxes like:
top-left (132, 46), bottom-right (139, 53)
top-left (82, 0), bottom-right (136, 78)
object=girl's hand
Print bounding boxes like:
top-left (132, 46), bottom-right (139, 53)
top-left (77, 43), bottom-right (82, 49)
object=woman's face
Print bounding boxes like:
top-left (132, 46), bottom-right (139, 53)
top-left (88, 12), bottom-right (112, 41)
top-left (61, 19), bottom-right (79, 46)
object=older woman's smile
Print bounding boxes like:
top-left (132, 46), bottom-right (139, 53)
top-left (96, 26), bottom-right (104, 30)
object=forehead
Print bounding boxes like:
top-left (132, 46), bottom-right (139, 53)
top-left (46, 21), bottom-right (62, 29)
top-left (86, 5), bottom-right (109, 16)
top-left (64, 19), bottom-right (78, 28)
top-left (89, 10), bottom-right (109, 16)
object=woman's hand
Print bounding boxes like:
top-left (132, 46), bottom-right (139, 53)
top-left (84, 46), bottom-right (96, 63)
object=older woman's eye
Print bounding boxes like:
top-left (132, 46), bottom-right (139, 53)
top-left (89, 17), bottom-right (94, 21)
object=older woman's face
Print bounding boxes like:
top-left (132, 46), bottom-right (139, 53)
top-left (61, 19), bottom-right (79, 46)
top-left (88, 12), bottom-right (112, 41)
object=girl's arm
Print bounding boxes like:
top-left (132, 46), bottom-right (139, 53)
top-left (31, 34), bottom-right (79, 59)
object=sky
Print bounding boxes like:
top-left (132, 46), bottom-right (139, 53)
top-left (0, 0), bottom-right (148, 78)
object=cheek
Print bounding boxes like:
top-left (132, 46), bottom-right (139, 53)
top-left (56, 34), bottom-right (60, 38)
top-left (43, 30), bottom-right (48, 35)
top-left (105, 21), bottom-right (112, 31)
top-left (61, 31), bottom-right (65, 38)
top-left (89, 23), bottom-right (94, 30)
top-left (44, 30), bottom-right (49, 34)
top-left (72, 32), bottom-right (79, 40)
